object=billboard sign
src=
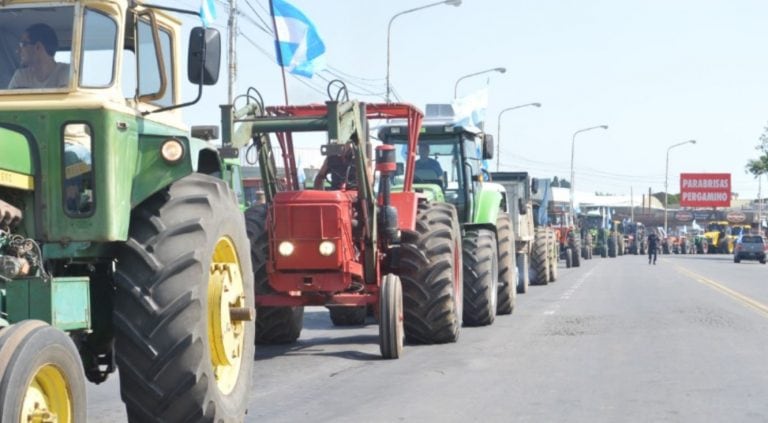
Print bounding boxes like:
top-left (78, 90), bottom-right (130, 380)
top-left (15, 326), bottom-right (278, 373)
top-left (679, 173), bottom-right (731, 208)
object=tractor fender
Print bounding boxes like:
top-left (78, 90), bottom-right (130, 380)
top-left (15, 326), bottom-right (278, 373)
top-left (410, 183), bottom-right (446, 203)
top-left (0, 127), bottom-right (35, 190)
top-left (472, 183), bottom-right (505, 226)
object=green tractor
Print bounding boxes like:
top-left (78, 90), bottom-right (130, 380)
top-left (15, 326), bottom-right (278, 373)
top-left (0, 2), bottom-right (254, 421)
top-left (378, 116), bottom-right (516, 327)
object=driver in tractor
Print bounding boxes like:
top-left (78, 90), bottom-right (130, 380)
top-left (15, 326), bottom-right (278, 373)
top-left (415, 143), bottom-right (444, 180)
top-left (313, 135), bottom-right (372, 190)
top-left (7, 23), bottom-right (70, 89)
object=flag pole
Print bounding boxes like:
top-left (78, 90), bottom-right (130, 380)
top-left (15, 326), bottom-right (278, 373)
top-left (228, 0), bottom-right (237, 105)
top-left (269, 0), bottom-right (290, 106)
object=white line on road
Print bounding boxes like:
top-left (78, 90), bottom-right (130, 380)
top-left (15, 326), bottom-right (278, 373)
top-left (543, 267), bottom-right (597, 315)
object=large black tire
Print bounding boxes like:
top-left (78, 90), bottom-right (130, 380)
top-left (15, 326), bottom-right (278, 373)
top-left (516, 252), bottom-right (530, 294)
top-left (328, 307), bottom-right (367, 326)
top-left (114, 174), bottom-right (254, 423)
top-left (531, 227), bottom-right (549, 285)
top-left (571, 236), bottom-right (581, 267)
top-left (399, 202), bottom-right (463, 344)
top-left (246, 204), bottom-right (305, 344)
top-left (548, 228), bottom-right (558, 282)
top-left (496, 213), bottom-right (517, 314)
top-left (608, 235), bottom-right (617, 258)
top-left (584, 234), bottom-right (594, 260)
top-left (564, 247), bottom-right (573, 268)
top-left (462, 228), bottom-right (499, 326)
top-left (0, 321), bottom-right (87, 423)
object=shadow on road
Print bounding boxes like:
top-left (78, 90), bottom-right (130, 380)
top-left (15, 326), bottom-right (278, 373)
top-left (255, 308), bottom-right (382, 361)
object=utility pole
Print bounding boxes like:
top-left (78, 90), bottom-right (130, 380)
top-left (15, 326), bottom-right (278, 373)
top-left (759, 174), bottom-right (763, 235)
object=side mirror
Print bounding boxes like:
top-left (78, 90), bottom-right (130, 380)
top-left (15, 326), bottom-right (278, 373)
top-left (518, 197), bottom-right (527, 215)
top-left (531, 178), bottom-right (539, 194)
top-left (482, 134), bottom-right (494, 160)
top-left (188, 27), bottom-right (221, 85)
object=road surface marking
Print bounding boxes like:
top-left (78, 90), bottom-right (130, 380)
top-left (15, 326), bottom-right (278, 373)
top-left (543, 267), bottom-right (596, 315)
top-left (675, 265), bottom-right (768, 319)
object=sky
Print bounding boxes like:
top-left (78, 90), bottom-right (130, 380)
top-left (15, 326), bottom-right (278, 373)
top-left (172, 0), bottom-right (768, 200)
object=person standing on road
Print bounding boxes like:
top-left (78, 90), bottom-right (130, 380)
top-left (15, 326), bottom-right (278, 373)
top-left (647, 231), bottom-right (659, 265)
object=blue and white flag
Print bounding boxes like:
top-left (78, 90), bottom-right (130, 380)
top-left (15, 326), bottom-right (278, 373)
top-left (452, 88), bottom-right (488, 130)
top-left (271, 0), bottom-right (326, 78)
top-left (199, 0), bottom-right (217, 27)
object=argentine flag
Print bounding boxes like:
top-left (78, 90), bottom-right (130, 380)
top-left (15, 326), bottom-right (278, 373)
top-left (199, 0), bottom-right (217, 27)
top-left (452, 88), bottom-right (488, 131)
top-left (271, 0), bottom-right (326, 78)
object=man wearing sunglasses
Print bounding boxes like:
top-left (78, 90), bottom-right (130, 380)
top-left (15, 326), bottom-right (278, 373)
top-left (8, 23), bottom-right (69, 89)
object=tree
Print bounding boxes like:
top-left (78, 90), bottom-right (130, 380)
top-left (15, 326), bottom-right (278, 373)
top-left (746, 123), bottom-right (768, 178)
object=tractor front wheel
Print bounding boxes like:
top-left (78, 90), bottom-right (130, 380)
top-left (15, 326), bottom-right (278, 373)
top-left (516, 252), bottom-right (530, 294)
top-left (531, 228), bottom-right (550, 285)
top-left (0, 321), bottom-right (86, 423)
top-left (571, 236), bottom-right (581, 267)
top-left (379, 274), bottom-right (404, 359)
top-left (462, 228), bottom-right (499, 326)
top-left (496, 212), bottom-right (517, 315)
top-left (547, 228), bottom-right (558, 282)
top-left (115, 174), bottom-right (254, 422)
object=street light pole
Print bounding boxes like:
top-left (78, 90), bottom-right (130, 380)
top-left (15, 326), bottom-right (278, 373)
top-left (386, 0), bottom-right (462, 102)
top-left (453, 67), bottom-right (506, 98)
top-left (664, 139), bottom-right (696, 236)
top-left (496, 102), bottom-right (541, 171)
top-left (570, 125), bottom-right (609, 214)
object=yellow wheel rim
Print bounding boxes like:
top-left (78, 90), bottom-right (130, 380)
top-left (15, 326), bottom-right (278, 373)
top-left (208, 236), bottom-right (248, 395)
top-left (21, 364), bottom-right (72, 423)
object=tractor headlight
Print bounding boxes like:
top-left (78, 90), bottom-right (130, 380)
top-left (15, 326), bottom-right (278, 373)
top-left (318, 240), bottom-right (336, 256)
top-left (160, 139), bottom-right (185, 164)
top-left (278, 241), bottom-right (295, 257)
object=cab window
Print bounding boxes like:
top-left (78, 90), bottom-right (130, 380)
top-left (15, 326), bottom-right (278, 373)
top-left (80, 8), bottom-right (117, 88)
top-left (0, 6), bottom-right (74, 91)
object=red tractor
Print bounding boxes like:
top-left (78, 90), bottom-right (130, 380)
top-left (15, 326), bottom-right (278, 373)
top-left (233, 92), bottom-right (463, 358)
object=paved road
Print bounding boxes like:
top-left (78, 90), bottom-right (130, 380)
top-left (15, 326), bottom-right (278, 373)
top-left (87, 253), bottom-right (768, 422)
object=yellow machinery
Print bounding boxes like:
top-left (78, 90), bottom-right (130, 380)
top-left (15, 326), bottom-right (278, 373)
top-left (704, 221), bottom-right (732, 253)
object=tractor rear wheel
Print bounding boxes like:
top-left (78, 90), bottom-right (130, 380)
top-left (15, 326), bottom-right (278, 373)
top-left (462, 228), bottom-right (499, 326)
top-left (399, 202), bottom-right (462, 344)
top-left (115, 174), bottom-right (254, 422)
top-left (0, 321), bottom-right (86, 423)
top-left (496, 212), bottom-right (517, 315)
top-left (531, 227), bottom-right (549, 285)
top-left (246, 204), bottom-right (305, 344)
top-left (329, 307), bottom-right (367, 326)
top-left (379, 274), bottom-right (404, 359)
top-left (564, 247), bottom-right (573, 268)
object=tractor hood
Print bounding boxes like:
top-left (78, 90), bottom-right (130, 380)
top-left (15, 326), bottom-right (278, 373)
top-left (0, 126), bottom-right (34, 190)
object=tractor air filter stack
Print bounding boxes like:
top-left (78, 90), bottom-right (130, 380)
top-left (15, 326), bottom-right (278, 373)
top-left (376, 145), bottom-right (399, 243)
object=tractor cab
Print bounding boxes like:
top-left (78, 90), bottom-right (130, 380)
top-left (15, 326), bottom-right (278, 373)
top-left (378, 121), bottom-right (497, 224)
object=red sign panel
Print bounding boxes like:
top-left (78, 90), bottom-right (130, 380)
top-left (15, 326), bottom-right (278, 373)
top-left (679, 173), bottom-right (731, 207)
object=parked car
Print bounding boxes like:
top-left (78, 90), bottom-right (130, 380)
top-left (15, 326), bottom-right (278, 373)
top-left (733, 235), bottom-right (767, 264)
